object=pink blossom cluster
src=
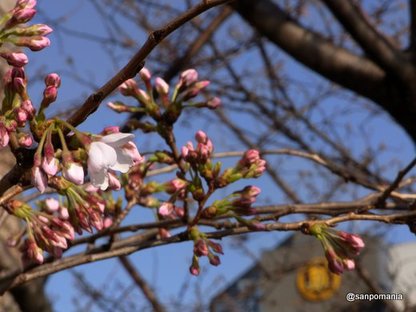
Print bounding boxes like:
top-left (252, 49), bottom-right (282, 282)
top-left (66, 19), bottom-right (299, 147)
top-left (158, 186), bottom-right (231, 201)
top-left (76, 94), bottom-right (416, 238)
top-left (0, 1), bottom-right (52, 150)
top-left (0, 66), bottom-right (35, 148)
top-left (5, 199), bottom-right (74, 264)
top-left (181, 130), bottom-right (214, 164)
top-left (32, 123), bottom-right (143, 194)
top-left (189, 227), bottom-right (224, 276)
top-left (6, 181), bottom-right (120, 264)
top-left (217, 149), bottom-right (267, 188)
top-left (309, 224), bottom-right (365, 274)
top-left (108, 68), bottom-right (221, 124)
top-left (0, 0), bottom-right (51, 53)
top-left (202, 185), bottom-right (262, 218)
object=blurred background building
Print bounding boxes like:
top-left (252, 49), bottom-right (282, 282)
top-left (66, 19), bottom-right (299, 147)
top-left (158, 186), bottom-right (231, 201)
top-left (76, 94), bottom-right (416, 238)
top-left (210, 233), bottom-right (415, 312)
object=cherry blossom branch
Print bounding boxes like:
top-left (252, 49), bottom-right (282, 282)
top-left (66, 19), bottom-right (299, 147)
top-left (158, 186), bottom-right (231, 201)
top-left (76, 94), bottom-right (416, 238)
top-left (2, 206), bottom-right (415, 291)
top-left (0, 0), bottom-right (233, 199)
top-left (66, 0), bottom-right (233, 127)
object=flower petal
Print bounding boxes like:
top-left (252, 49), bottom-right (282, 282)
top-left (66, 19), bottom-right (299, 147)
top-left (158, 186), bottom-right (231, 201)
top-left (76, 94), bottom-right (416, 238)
top-left (89, 168), bottom-right (109, 190)
top-left (88, 141), bottom-right (117, 171)
top-left (110, 148), bottom-right (133, 173)
top-left (100, 133), bottom-right (134, 146)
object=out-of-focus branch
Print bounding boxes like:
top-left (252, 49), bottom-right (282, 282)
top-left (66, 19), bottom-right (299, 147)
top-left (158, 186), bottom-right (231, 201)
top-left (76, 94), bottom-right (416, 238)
top-left (119, 256), bottom-right (166, 312)
top-left (122, 7), bottom-right (232, 132)
top-left (230, 0), bottom-right (387, 104)
top-left (66, 0), bottom-right (233, 128)
top-left (321, 0), bottom-right (414, 84)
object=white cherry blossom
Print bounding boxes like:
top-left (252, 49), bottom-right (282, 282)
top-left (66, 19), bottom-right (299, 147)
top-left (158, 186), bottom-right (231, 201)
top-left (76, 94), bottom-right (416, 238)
top-left (88, 133), bottom-right (142, 190)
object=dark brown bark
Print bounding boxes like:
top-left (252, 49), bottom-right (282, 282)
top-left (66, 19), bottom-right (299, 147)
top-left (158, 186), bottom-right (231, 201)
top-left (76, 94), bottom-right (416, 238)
top-left (231, 0), bottom-right (416, 142)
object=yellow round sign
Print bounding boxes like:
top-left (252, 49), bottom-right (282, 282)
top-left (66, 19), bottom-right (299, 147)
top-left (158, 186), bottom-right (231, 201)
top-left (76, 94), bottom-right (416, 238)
top-left (296, 257), bottom-right (341, 301)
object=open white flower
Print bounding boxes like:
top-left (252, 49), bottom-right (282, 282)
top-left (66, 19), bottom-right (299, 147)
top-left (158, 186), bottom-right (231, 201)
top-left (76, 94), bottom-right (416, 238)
top-left (88, 133), bottom-right (142, 190)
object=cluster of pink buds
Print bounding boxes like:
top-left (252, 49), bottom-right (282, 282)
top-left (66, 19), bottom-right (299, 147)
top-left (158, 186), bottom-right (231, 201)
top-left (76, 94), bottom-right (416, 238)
top-left (181, 130), bottom-right (213, 165)
top-left (308, 223), bottom-right (365, 274)
top-left (202, 186), bottom-right (261, 218)
top-left (0, 66), bottom-right (35, 148)
top-left (218, 149), bottom-right (267, 187)
top-left (49, 177), bottom-right (108, 234)
top-left (158, 202), bottom-right (184, 219)
top-left (0, 0), bottom-right (52, 52)
top-left (163, 178), bottom-right (187, 197)
top-left (108, 68), bottom-right (221, 127)
top-left (40, 73), bottom-right (61, 111)
top-left (5, 199), bottom-right (74, 264)
top-left (189, 227), bottom-right (223, 276)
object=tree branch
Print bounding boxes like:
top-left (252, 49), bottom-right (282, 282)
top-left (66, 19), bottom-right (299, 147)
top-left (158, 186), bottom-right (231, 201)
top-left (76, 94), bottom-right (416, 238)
top-left (321, 0), bottom-right (415, 83)
top-left (119, 256), bottom-right (166, 312)
top-left (231, 0), bottom-right (388, 103)
top-left (0, 0), bottom-right (233, 199)
top-left (66, 0), bottom-right (233, 127)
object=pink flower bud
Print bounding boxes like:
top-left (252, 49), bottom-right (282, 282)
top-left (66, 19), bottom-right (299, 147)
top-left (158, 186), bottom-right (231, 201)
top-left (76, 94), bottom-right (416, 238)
top-left (43, 85), bottom-right (57, 102)
top-left (159, 202), bottom-right (174, 217)
top-left (245, 185), bottom-right (261, 197)
top-left (16, 0), bottom-right (37, 9)
top-left (13, 77), bottom-right (25, 94)
top-left (179, 69), bottom-right (198, 87)
top-left (12, 8), bottom-right (36, 24)
top-left (0, 125), bottom-right (10, 148)
top-left (21, 99), bottom-right (35, 117)
top-left (165, 178), bottom-right (187, 194)
top-left (344, 259), bottom-right (355, 270)
top-left (194, 239), bottom-right (209, 257)
top-left (119, 79), bottom-right (138, 96)
top-left (26, 24), bottom-right (53, 36)
top-left (155, 77), bottom-right (169, 95)
top-left (325, 249), bottom-right (344, 274)
top-left (103, 217), bottom-right (113, 228)
top-left (208, 241), bottom-right (224, 254)
top-left (0, 52), bottom-right (28, 67)
top-left (41, 156), bottom-right (59, 176)
top-left (244, 149), bottom-right (260, 164)
top-left (137, 89), bottom-right (150, 103)
top-left (195, 130), bottom-right (208, 144)
top-left (63, 162), bottom-right (84, 185)
top-left (181, 141), bottom-right (194, 159)
top-left (45, 198), bottom-right (59, 212)
top-left (139, 67), bottom-right (151, 82)
top-left (31, 166), bottom-right (47, 193)
top-left (45, 73), bottom-right (61, 87)
top-left (207, 97), bottom-right (221, 109)
top-left (15, 107), bottom-right (28, 124)
top-left (59, 206), bottom-right (69, 220)
top-left (107, 101), bottom-right (128, 112)
top-left (16, 36), bottom-right (50, 51)
top-left (190, 266), bottom-right (200, 276)
top-left (208, 254), bottom-right (221, 266)
top-left (18, 133), bottom-right (32, 147)
top-left (11, 67), bottom-right (25, 80)
top-left (26, 239), bottom-right (44, 264)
